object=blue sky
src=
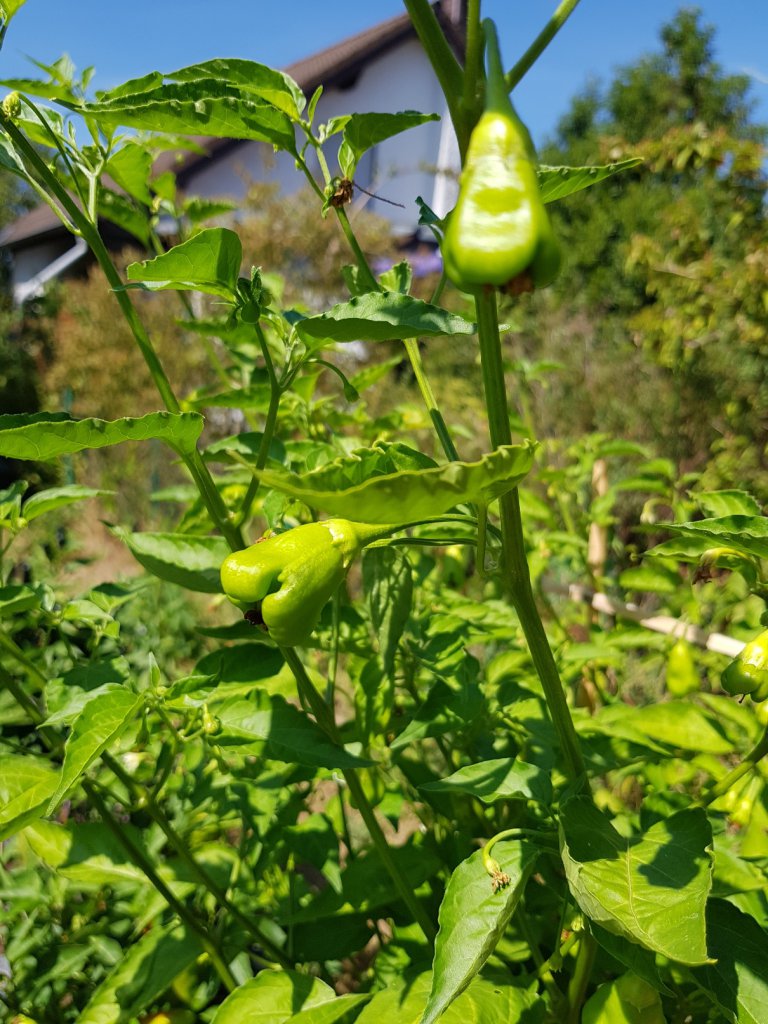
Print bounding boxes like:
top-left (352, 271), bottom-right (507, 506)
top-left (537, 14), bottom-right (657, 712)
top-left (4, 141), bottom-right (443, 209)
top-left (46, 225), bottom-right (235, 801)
top-left (1, 1), bottom-right (766, 146)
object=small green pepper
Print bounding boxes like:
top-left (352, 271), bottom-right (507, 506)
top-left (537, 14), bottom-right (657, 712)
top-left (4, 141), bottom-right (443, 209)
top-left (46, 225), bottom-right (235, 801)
top-left (220, 519), bottom-right (385, 647)
top-left (666, 638), bottom-right (699, 697)
top-left (722, 629), bottom-right (768, 702)
top-left (441, 20), bottom-right (560, 294)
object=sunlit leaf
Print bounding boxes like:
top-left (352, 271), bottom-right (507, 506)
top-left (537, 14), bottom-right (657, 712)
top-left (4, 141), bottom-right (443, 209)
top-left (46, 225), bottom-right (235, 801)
top-left (538, 158), bottom-right (643, 202)
top-left (46, 689), bottom-right (144, 813)
top-left (0, 411), bottom-right (203, 460)
top-left (83, 80), bottom-right (296, 151)
top-left (422, 841), bottom-right (537, 1024)
top-left (112, 528), bottom-right (230, 593)
top-left (247, 441), bottom-right (535, 523)
top-left (216, 690), bottom-right (373, 769)
top-left (337, 110), bottom-right (439, 177)
top-left (295, 291), bottom-right (475, 346)
top-left (126, 228), bottom-right (242, 298)
top-left (560, 799), bottom-right (712, 964)
top-left (0, 754), bottom-right (58, 841)
top-left (213, 969), bottom-right (335, 1024)
top-left (692, 899), bottom-right (768, 1023)
top-left (420, 757), bottom-right (551, 805)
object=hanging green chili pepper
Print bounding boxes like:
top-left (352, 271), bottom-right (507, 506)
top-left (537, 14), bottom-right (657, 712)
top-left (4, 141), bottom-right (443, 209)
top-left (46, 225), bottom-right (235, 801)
top-left (220, 519), bottom-right (387, 647)
top-left (721, 629), bottom-right (768, 703)
top-left (441, 19), bottom-right (560, 294)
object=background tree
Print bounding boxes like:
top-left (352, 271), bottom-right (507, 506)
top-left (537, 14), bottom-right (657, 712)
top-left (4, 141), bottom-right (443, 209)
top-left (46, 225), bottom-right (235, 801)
top-left (503, 7), bottom-right (768, 497)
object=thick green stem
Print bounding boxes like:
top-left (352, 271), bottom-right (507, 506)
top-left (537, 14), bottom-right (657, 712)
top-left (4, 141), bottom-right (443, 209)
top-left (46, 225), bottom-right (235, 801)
top-left (475, 288), bottom-right (586, 783)
top-left (565, 929), bottom-right (597, 1024)
top-left (85, 782), bottom-right (238, 992)
top-left (700, 724), bottom-right (768, 806)
top-left (461, 0), bottom-right (483, 123)
top-left (506, 0), bottom-right (583, 91)
top-left (280, 646), bottom-right (436, 943)
top-left (403, 0), bottom-right (467, 152)
top-left (1, 117), bottom-right (243, 551)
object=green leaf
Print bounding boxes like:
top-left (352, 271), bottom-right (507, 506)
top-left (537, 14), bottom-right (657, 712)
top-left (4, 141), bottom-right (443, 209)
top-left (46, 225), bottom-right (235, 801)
top-left (538, 158), bottom-right (643, 202)
top-left (22, 485), bottom-right (113, 522)
top-left (112, 528), bottom-right (230, 593)
top-left (288, 994), bottom-right (371, 1024)
top-left (0, 754), bottom-right (59, 841)
top-left (693, 489), bottom-right (762, 518)
top-left (420, 758), bottom-right (552, 805)
top-left (604, 701), bottom-right (732, 755)
top-left (216, 690), bottom-right (373, 769)
top-left (0, 411), bottom-right (203, 460)
top-left (204, 430), bottom-right (286, 465)
top-left (421, 842), bottom-right (537, 1024)
top-left (296, 292), bottom-right (475, 346)
top-left (249, 441), bottom-right (535, 523)
top-left (663, 516), bottom-right (768, 560)
top-left (363, 547), bottom-right (412, 676)
top-left (591, 924), bottom-right (673, 997)
top-left (619, 562), bottom-right (679, 594)
top-left (391, 665), bottom-right (485, 750)
top-left (24, 820), bottom-right (147, 888)
top-left (46, 689), bottom-right (144, 813)
top-left (213, 969), bottom-right (335, 1024)
top-left (126, 228), bottom-right (243, 298)
top-left (0, 0), bottom-right (27, 23)
top-left (100, 58), bottom-right (305, 120)
top-left (559, 799), bottom-right (713, 965)
top-left (98, 187), bottom-right (152, 246)
top-left (105, 142), bottom-right (154, 204)
top-left (0, 583), bottom-right (42, 617)
top-left (582, 972), bottom-right (666, 1024)
top-left (83, 82), bottom-right (296, 152)
top-left (692, 899), bottom-right (768, 1024)
top-left (77, 921), bottom-right (204, 1024)
top-left (45, 657), bottom-right (131, 727)
top-left (356, 972), bottom-right (543, 1024)
top-left (337, 110), bottom-right (439, 177)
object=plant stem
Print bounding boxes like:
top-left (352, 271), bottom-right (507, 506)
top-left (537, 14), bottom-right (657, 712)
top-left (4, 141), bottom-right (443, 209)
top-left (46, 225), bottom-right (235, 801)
top-left (403, 0), bottom-right (467, 152)
top-left (402, 338), bottom-right (460, 462)
top-left (101, 751), bottom-right (290, 968)
top-left (1, 116), bottom-right (243, 551)
top-left (280, 645), bottom-right (437, 943)
top-left (700, 724), bottom-right (768, 806)
top-left (236, 324), bottom-right (282, 528)
top-left (565, 929), bottom-right (597, 1024)
top-left (474, 288), bottom-right (586, 784)
top-left (461, 0), bottom-right (483, 124)
top-left (334, 207), bottom-right (379, 291)
top-left (85, 781), bottom-right (238, 992)
top-left (506, 0), bottom-right (583, 91)
top-left (0, 629), bottom-right (48, 690)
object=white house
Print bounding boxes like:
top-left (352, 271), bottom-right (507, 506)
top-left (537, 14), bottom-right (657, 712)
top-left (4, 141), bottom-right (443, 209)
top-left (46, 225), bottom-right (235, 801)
top-left (1, 1), bottom-right (465, 303)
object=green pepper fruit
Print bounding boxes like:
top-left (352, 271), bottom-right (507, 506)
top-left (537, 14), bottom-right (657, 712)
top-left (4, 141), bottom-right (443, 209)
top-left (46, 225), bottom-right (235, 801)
top-left (220, 519), bottom-right (387, 647)
top-left (721, 628), bottom-right (768, 702)
top-left (441, 20), bottom-right (560, 294)
top-left (666, 638), bottom-right (699, 697)
top-left (582, 971), bottom-right (666, 1024)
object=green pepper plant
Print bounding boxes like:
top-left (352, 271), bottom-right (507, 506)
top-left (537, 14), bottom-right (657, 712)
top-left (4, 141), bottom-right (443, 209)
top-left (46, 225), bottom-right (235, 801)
top-left (0, 1), bottom-right (767, 1022)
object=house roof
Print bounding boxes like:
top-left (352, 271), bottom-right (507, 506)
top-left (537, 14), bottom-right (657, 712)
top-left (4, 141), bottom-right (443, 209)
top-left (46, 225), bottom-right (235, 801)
top-left (0, 1), bottom-right (465, 250)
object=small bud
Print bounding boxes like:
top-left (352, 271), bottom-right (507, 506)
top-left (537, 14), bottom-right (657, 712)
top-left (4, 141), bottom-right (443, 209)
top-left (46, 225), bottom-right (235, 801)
top-left (2, 92), bottom-right (21, 121)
